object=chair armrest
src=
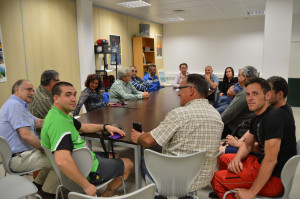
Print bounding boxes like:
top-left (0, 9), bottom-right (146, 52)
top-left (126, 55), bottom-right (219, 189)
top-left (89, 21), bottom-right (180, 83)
top-left (223, 190), bottom-right (237, 199)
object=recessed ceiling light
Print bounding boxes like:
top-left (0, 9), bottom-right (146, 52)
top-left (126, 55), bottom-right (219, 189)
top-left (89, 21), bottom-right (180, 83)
top-left (247, 10), bottom-right (265, 16)
top-left (162, 17), bottom-right (184, 22)
top-left (117, 0), bottom-right (151, 8)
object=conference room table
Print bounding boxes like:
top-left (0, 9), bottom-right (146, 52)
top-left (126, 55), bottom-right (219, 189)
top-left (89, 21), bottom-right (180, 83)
top-left (78, 87), bottom-right (181, 190)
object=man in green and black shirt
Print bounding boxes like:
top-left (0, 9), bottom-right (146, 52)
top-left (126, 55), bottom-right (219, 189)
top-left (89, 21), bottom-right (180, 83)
top-left (41, 82), bottom-right (133, 197)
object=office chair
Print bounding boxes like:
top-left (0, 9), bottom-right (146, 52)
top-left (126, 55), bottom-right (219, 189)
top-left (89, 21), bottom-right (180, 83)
top-left (0, 136), bottom-right (41, 176)
top-left (0, 175), bottom-right (42, 199)
top-left (144, 149), bottom-right (206, 199)
top-left (42, 146), bottom-right (126, 199)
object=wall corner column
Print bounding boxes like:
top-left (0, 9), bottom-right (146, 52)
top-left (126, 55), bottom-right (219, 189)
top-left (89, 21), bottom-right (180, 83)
top-left (262, 0), bottom-right (293, 80)
top-left (76, 0), bottom-right (95, 90)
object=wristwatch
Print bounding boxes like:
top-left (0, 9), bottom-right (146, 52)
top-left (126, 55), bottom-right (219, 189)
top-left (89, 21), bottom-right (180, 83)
top-left (103, 124), bottom-right (108, 131)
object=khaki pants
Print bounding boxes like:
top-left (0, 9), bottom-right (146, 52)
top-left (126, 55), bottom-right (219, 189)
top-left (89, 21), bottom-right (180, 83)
top-left (10, 149), bottom-right (59, 194)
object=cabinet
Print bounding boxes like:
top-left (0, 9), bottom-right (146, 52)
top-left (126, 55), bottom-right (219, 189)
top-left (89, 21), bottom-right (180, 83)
top-left (133, 37), bottom-right (155, 78)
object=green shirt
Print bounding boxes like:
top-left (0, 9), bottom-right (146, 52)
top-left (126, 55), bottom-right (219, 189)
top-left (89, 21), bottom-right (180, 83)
top-left (109, 79), bottom-right (143, 103)
top-left (41, 106), bottom-right (99, 173)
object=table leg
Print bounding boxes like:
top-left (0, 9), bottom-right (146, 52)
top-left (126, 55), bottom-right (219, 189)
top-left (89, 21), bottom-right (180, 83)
top-left (134, 145), bottom-right (142, 190)
top-left (110, 142), bottom-right (142, 190)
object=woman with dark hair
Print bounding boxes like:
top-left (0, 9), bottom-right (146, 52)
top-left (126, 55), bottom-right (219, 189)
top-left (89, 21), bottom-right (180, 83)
top-left (73, 74), bottom-right (106, 116)
top-left (213, 67), bottom-right (239, 113)
top-left (219, 67), bottom-right (237, 96)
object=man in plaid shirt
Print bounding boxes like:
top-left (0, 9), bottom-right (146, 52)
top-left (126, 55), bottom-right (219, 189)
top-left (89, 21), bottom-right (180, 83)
top-left (131, 74), bottom-right (224, 193)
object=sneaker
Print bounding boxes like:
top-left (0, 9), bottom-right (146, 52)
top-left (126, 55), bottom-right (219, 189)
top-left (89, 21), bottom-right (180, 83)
top-left (208, 191), bottom-right (219, 199)
top-left (38, 189), bottom-right (56, 199)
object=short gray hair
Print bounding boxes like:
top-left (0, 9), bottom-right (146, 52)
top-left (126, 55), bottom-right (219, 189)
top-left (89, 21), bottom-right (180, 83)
top-left (241, 66), bottom-right (258, 78)
top-left (41, 70), bottom-right (59, 86)
top-left (117, 67), bottom-right (131, 80)
top-left (130, 66), bottom-right (137, 69)
top-left (12, 79), bottom-right (29, 94)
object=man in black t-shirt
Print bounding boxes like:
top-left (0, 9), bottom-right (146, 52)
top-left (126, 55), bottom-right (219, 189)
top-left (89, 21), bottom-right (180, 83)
top-left (219, 76), bottom-right (295, 155)
top-left (267, 76), bottom-right (294, 119)
top-left (211, 77), bottom-right (296, 199)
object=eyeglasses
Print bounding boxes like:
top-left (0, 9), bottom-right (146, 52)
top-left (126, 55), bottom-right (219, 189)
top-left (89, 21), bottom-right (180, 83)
top-left (177, 86), bottom-right (189, 90)
top-left (131, 70), bottom-right (137, 72)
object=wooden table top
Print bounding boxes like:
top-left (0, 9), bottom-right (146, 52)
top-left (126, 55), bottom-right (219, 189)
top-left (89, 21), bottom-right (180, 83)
top-left (78, 87), bottom-right (181, 144)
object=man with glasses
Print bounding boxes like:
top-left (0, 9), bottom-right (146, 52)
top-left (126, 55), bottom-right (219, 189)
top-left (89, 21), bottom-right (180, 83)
top-left (29, 70), bottom-right (60, 119)
top-left (129, 66), bottom-right (151, 92)
top-left (131, 74), bottom-right (223, 193)
top-left (0, 80), bottom-right (58, 198)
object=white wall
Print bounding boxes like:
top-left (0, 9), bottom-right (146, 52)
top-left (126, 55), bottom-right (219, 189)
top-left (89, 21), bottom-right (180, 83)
top-left (163, 16), bottom-right (300, 80)
top-left (262, 0), bottom-right (293, 80)
top-left (163, 18), bottom-right (264, 78)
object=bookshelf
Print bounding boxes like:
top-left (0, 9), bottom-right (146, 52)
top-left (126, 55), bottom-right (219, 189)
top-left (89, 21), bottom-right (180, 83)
top-left (133, 36), bottom-right (155, 78)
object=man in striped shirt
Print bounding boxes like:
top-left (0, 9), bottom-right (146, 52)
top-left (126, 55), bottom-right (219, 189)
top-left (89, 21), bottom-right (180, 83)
top-left (129, 66), bottom-right (151, 92)
top-left (29, 70), bottom-right (60, 119)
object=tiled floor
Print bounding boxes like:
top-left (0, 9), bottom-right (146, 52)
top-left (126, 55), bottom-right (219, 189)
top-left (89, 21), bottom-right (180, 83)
top-left (1, 107), bottom-right (300, 198)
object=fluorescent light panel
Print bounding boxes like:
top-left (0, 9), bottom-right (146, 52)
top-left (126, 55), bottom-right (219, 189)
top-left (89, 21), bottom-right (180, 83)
top-left (117, 0), bottom-right (151, 8)
top-left (247, 10), bottom-right (265, 16)
top-left (162, 17), bottom-right (184, 22)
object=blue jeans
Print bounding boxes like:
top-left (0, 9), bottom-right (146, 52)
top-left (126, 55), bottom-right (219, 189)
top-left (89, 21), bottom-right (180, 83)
top-left (216, 103), bottom-right (230, 114)
top-left (213, 95), bottom-right (227, 108)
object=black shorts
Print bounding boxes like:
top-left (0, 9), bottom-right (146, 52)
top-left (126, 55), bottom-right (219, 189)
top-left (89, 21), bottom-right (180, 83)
top-left (92, 152), bottom-right (124, 184)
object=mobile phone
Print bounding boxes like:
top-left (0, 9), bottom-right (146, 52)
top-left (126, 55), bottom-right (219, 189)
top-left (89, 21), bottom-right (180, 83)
top-left (133, 122), bottom-right (142, 132)
top-left (110, 103), bottom-right (122, 107)
top-left (109, 133), bottom-right (122, 140)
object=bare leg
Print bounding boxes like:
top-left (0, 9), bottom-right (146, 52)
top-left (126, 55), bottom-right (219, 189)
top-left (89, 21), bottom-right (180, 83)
top-left (102, 158), bottom-right (133, 197)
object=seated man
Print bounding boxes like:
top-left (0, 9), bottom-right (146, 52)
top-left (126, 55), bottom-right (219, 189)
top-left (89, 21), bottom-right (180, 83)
top-left (219, 75), bottom-right (294, 155)
top-left (0, 79), bottom-right (58, 197)
top-left (143, 65), bottom-right (161, 92)
top-left (131, 74), bottom-right (224, 192)
top-left (109, 67), bottom-right (149, 103)
top-left (130, 66), bottom-right (151, 92)
top-left (210, 77), bottom-right (296, 199)
top-left (41, 82), bottom-right (133, 197)
top-left (221, 66), bottom-right (258, 139)
top-left (29, 70), bottom-right (60, 119)
top-left (173, 63), bottom-right (189, 88)
top-left (204, 65), bottom-right (219, 101)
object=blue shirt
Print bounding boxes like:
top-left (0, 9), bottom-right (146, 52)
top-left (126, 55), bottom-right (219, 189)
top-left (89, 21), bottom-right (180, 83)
top-left (0, 95), bottom-right (38, 153)
top-left (208, 74), bottom-right (219, 91)
top-left (226, 83), bottom-right (244, 104)
top-left (142, 74), bottom-right (161, 92)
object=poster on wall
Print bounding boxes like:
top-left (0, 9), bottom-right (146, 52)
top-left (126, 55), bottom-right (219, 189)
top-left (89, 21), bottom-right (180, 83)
top-left (156, 34), bottom-right (162, 58)
top-left (0, 25), bottom-right (7, 82)
top-left (110, 35), bottom-right (121, 68)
